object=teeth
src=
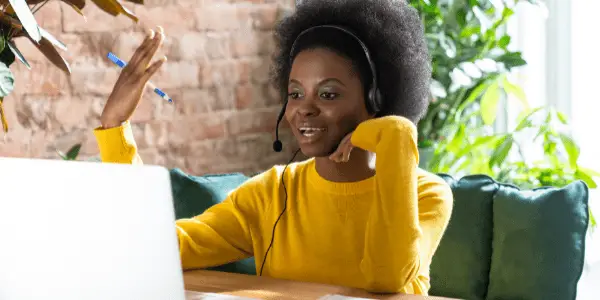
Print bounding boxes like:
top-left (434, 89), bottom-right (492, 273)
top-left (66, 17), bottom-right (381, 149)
top-left (299, 127), bottom-right (325, 137)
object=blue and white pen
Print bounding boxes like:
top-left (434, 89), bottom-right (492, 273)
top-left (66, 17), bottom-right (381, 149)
top-left (107, 52), bottom-right (173, 103)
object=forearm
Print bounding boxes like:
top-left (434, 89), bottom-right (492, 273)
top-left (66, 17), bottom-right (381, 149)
top-left (352, 116), bottom-right (421, 292)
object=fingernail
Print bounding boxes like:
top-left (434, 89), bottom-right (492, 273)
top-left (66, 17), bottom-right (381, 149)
top-left (147, 29), bottom-right (155, 39)
top-left (157, 25), bottom-right (164, 34)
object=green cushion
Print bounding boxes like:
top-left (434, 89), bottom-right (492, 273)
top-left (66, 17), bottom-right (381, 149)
top-left (169, 168), bottom-right (256, 275)
top-left (486, 180), bottom-right (589, 300)
top-left (429, 175), bottom-right (496, 300)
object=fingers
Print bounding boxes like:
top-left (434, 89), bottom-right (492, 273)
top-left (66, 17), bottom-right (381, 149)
top-left (329, 135), bottom-right (353, 163)
top-left (342, 144), bottom-right (353, 162)
top-left (141, 56), bottom-right (167, 82)
top-left (128, 28), bottom-right (155, 68)
top-left (135, 26), bottom-right (165, 73)
top-left (127, 26), bottom-right (165, 75)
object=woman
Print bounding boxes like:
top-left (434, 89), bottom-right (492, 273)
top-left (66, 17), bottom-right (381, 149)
top-left (95, 0), bottom-right (453, 295)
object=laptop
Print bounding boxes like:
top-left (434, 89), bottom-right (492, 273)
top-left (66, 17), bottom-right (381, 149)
top-left (0, 157), bottom-right (186, 300)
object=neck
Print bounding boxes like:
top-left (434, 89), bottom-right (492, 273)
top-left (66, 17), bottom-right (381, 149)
top-left (314, 148), bottom-right (375, 182)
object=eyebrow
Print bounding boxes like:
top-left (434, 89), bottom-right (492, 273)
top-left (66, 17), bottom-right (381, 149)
top-left (289, 78), bottom-right (346, 87)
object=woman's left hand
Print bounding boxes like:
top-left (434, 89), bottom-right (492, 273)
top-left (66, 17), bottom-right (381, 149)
top-left (329, 131), bottom-right (354, 163)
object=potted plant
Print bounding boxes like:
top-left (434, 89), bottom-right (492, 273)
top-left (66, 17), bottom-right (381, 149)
top-left (409, 0), bottom-right (598, 227)
top-left (0, 0), bottom-right (143, 134)
top-left (409, 0), bottom-right (535, 166)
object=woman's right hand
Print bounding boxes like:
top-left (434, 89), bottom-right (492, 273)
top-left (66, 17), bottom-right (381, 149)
top-left (99, 26), bottom-right (166, 129)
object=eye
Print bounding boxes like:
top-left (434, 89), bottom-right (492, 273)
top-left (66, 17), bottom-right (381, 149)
top-left (287, 91), bottom-right (302, 100)
top-left (319, 92), bottom-right (339, 100)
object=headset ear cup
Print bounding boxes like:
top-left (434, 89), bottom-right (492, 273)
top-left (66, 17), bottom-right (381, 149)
top-left (368, 88), bottom-right (382, 115)
top-left (375, 89), bottom-right (382, 112)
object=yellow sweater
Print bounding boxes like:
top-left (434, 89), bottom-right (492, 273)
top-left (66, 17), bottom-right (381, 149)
top-left (93, 116), bottom-right (453, 295)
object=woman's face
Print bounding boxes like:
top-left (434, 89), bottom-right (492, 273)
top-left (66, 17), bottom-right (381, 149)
top-left (285, 48), bottom-right (371, 158)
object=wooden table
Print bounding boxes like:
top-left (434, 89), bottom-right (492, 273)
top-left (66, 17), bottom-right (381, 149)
top-left (183, 270), bottom-right (460, 300)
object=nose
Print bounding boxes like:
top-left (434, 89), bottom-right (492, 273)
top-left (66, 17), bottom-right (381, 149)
top-left (297, 96), bottom-right (319, 117)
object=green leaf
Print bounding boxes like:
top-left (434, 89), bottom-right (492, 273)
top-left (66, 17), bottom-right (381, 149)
top-left (0, 62), bottom-right (15, 97)
top-left (496, 51), bottom-right (527, 69)
top-left (456, 80), bottom-right (490, 116)
top-left (480, 81), bottom-right (501, 125)
top-left (56, 150), bottom-right (68, 160)
top-left (8, 0), bottom-right (42, 43)
top-left (556, 111), bottom-right (568, 124)
top-left (447, 124), bottom-right (466, 153)
top-left (498, 35), bottom-right (511, 48)
top-left (66, 143), bottom-right (82, 160)
top-left (575, 169), bottom-right (597, 189)
top-left (502, 77), bottom-right (529, 109)
top-left (514, 107), bottom-right (544, 131)
top-left (489, 134), bottom-right (513, 168)
top-left (7, 40), bottom-right (31, 69)
top-left (578, 167), bottom-right (600, 178)
top-left (558, 133), bottom-right (580, 169)
top-left (0, 39), bottom-right (15, 68)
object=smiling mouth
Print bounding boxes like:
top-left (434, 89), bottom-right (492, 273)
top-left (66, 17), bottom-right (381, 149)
top-left (298, 127), bottom-right (326, 137)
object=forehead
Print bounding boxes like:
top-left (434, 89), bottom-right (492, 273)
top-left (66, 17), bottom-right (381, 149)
top-left (289, 48), bottom-right (358, 84)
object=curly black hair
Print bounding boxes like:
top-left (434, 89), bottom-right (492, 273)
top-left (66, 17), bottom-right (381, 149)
top-left (270, 0), bottom-right (431, 123)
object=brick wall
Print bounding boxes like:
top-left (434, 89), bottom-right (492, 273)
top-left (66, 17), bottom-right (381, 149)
top-left (0, 0), bottom-right (301, 176)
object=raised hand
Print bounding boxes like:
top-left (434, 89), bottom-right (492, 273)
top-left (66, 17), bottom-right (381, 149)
top-left (100, 26), bottom-right (166, 129)
top-left (329, 131), bottom-right (354, 163)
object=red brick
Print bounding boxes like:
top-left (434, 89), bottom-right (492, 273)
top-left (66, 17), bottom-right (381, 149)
top-left (249, 3), bottom-right (280, 30)
top-left (10, 61), bottom-right (70, 96)
top-left (249, 56), bottom-right (271, 83)
top-left (51, 94), bottom-right (90, 131)
top-left (204, 32), bottom-right (231, 59)
top-left (134, 5), bottom-right (195, 33)
top-left (130, 92), bottom-right (159, 123)
top-left (230, 31), bottom-right (260, 57)
top-left (11, 38), bottom-right (46, 63)
top-left (169, 32), bottom-right (206, 61)
top-left (235, 83), bottom-right (280, 110)
top-left (69, 58), bottom-right (120, 95)
top-left (57, 32), bottom-right (119, 62)
top-left (63, 3), bottom-right (136, 33)
top-left (226, 106), bottom-right (278, 136)
top-left (168, 112), bottom-right (228, 148)
top-left (152, 60), bottom-right (200, 89)
top-left (34, 1), bottom-right (62, 31)
top-left (174, 88), bottom-right (231, 115)
top-left (138, 148), bottom-right (167, 166)
top-left (16, 95), bottom-right (54, 130)
top-left (199, 60), bottom-right (255, 87)
top-left (0, 117), bottom-right (32, 156)
top-left (197, 3), bottom-right (241, 31)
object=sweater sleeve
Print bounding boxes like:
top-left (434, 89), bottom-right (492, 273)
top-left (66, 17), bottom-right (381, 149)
top-left (351, 116), bottom-right (453, 293)
top-left (93, 121), bottom-right (143, 165)
top-left (93, 122), bottom-right (262, 270)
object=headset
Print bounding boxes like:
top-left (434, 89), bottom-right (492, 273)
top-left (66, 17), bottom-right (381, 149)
top-left (259, 25), bottom-right (381, 276)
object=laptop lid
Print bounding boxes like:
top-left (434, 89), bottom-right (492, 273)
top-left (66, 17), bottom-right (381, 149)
top-left (0, 157), bottom-right (186, 300)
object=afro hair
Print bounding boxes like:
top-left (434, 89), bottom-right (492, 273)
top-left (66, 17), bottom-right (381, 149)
top-left (270, 0), bottom-right (432, 123)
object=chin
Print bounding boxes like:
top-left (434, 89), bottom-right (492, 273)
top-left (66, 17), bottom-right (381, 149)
top-left (298, 144), bottom-right (336, 158)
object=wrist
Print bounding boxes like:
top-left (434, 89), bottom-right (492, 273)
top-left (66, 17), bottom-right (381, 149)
top-left (100, 116), bottom-right (124, 129)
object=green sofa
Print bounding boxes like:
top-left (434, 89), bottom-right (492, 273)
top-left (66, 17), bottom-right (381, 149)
top-left (168, 168), bottom-right (590, 300)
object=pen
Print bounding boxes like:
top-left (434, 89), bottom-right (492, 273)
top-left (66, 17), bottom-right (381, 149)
top-left (106, 52), bottom-right (173, 103)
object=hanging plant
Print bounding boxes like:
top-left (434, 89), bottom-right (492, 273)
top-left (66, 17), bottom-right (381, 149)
top-left (0, 0), bottom-right (144, 134)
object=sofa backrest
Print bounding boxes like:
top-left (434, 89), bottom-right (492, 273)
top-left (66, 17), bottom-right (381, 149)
top-left (169, 169), bottom-right (590, 300)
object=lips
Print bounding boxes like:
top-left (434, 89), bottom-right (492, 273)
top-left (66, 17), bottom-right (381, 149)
top-left (296, 125), bottom-right (327, 142)
top-left (299, 127), bottom-right (326, 137)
